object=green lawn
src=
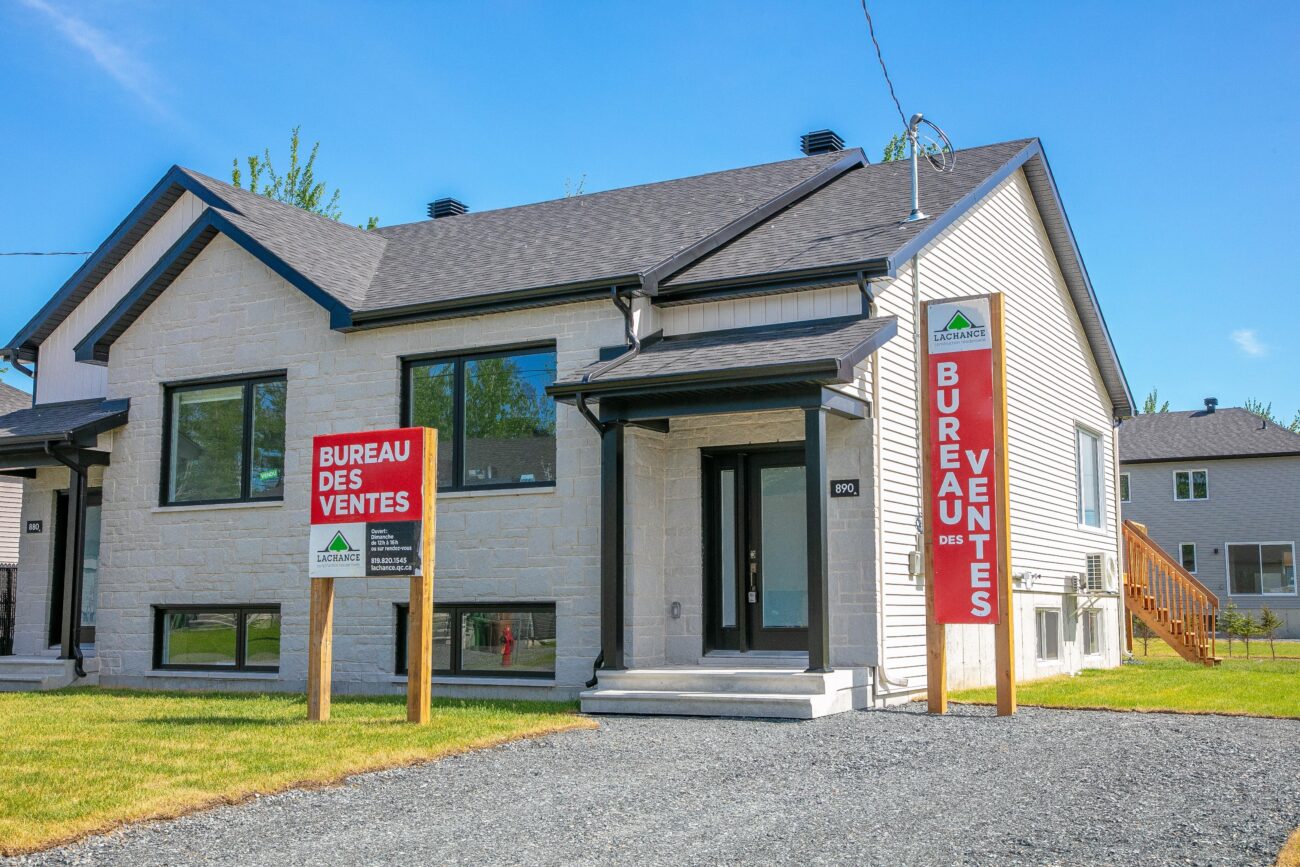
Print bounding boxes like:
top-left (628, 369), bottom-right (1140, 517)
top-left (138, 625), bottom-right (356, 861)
top-left (0, 688), bottom-right (592, 855)
top-left (1134, 636), bottom-right (1300, 661)
top-left (952, 646), bottom-right (1300, 719)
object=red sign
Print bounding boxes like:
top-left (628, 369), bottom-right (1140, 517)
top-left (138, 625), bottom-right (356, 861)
top-left (925, 297), bottom-right (1002, 624)
top-left (309, 428), bottom-right (428, 577)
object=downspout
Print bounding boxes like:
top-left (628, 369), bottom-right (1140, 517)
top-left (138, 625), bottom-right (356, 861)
top-left (45, 442), bottom-right (87, 678)
top-left (575, 287), bottom-right (643, 688)
top-left (2, 349), bottom-right (35, 379)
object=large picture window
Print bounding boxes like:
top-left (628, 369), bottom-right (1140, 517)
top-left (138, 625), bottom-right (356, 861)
top-left (1076, 427), bottom-right (1102, 528)
top-left (404, 346), bottom-right (556, 491)
top-left (1227, 543), bottom-right (1296, 596)
top-left (153, 605), bottom-right (281, 671)
top-left (395, 603), bottom-right (556, 678)
top-left (162, 374), bottom-right (287, 505)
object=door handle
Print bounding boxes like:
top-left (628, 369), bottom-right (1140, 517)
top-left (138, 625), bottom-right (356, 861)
top-left (748, 550), bottom-right (758, 602)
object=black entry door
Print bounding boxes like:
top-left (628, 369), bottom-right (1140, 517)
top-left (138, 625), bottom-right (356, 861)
top-left (703, 448), bottom-right (808, 652)
top-left (49, 488), bottom-right (102, 646)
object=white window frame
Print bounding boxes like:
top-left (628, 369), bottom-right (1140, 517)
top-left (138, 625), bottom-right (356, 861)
top-left (1081, 608), bottom-right (1102, 657)
top-left (1224, 541), bottom-right (1298, 597)
top-left (1179, 543), bottom-right (1197, 574)
top-left (1119, 472), bottom-right (1131, 504)
top-left (1035, 607), bottom-right (1062, 661)
top-left (1172, 468), bottom-right (1209, 501)
top-left (1075, 426), bottom-right (1104, 529)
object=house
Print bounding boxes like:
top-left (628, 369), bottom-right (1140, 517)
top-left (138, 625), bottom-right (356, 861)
top-left (1120, 400), bottom-right (1300, 638)
top-left (0, 132), bottom-right (1133, 713)
top-left (0, 382), bottom-right (30, 655)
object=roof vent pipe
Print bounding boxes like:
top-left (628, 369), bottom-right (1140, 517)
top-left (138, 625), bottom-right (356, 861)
top-left (1204, 397), bottom-right (1218, 413)
top-left (428, 197), bottom-right (467, 219)
top-left (801, 129), bottom-right (845, 156)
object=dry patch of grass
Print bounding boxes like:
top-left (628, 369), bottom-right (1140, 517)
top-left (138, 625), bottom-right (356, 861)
top-left (0, 688), bottom-right (593, 855)
top-left (951, 654), bottom-right (1300, 719)
top-left (1278, 828), bottom-right (1300, 867)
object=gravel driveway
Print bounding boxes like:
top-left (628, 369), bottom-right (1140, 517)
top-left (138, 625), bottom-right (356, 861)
top-left (12, 704), bottom-right (1298, 866)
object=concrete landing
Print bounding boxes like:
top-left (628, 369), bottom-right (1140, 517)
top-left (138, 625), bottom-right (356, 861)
top-left (0, 655), bottom-right (99, 691)
top-left (580, 666), bottom-right (870, 719)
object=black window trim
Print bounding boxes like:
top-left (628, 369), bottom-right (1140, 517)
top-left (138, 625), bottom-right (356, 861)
top-left (152, 603), bottom-right (282, 672)
top-left (400, 341), bottom-right (558, 493)
top-left (160, 371), bottom-right (288, 507)
top-left (395, 601), bottom-right (556, 679)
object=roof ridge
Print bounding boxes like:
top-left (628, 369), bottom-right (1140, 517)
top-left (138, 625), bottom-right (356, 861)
top-left (177, 166), bottom-right (381, 240)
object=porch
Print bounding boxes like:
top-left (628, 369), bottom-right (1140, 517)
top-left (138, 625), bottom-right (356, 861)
top-left (0, 397), bottom-right (128, 688)
top-left (548, 314), bottom-right (897, 717)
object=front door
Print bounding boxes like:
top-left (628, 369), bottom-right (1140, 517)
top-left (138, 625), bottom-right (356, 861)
top-left (49, 488), bottom-right (102, 646)
top-left (704, 448), bottom-right (808, 652)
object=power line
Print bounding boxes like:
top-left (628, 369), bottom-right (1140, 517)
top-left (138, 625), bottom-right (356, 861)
top-left (859, 0), bottom-right (909, 131)
top-left (0, 251), bottom-right (91, 256)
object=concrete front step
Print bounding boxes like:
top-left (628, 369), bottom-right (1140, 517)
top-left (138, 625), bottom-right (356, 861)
top-left (0, 656), bottom-right (99, 691)
top-left (581, 666), bottom-right (869, 719)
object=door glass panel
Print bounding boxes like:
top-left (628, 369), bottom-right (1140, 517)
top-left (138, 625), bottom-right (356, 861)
top-left (759, 466), bottom-right (807, 628)
top-left (719, 469), bottom-right (736, 628)
top-left (80, 502), bottom-right (101, 632)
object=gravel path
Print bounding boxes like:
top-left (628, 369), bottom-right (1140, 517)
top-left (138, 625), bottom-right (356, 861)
top-left (12, 704), bottom-right (1299, 866)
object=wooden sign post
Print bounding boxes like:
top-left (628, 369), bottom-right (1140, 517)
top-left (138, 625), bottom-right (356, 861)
top-left (920, 293), bottom-right (1015, 716)
top-left (307, 427), bottom-right (437, 723)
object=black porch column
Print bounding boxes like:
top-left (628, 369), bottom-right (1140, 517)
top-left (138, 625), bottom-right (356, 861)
top-left (599, 420), bottom-right (626, 670)
top-left (804, 407), bottom-right (831, 673)
top-left (59, 465), bottom-right (88, 663)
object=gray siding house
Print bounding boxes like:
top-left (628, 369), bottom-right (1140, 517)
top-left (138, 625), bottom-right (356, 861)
top-left (0, 133), bottom-right (1132, 711)
top-left (1120, 402), bottom-right (1300, 637)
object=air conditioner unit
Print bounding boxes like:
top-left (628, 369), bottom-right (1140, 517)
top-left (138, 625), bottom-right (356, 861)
top-left (1081, 553), bottom-right (1112, 592)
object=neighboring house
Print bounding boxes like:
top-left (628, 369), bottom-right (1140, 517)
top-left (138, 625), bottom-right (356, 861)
top-left (1120, 401), bottom-right (1300, 638)
top-left (0, 131), bottom-right (1132, 712)
top-left (0, 383), bottom-right (30, 571)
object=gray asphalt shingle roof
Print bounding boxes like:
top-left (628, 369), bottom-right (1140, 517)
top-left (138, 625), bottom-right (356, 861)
top-left (1118, 408), bottom-right (1300, 462)
top-left (551, 315), bottom-right (897, 394)
top-left (0, 397), bottom-right (129, 447)
top-left (0, 383), bottom-right (31, 416)
top-left (663, 141), bottom-right (1032, 289)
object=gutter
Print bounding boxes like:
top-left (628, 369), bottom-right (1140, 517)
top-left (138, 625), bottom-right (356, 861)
top-left (0, 348), bottom-right (33, 379)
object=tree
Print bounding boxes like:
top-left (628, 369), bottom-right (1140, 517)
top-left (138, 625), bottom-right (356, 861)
top-left (1131, 614), bottom-right (1155, 656)
top-left (564, 174), bottom-right (587, 197)
top-left (1141, 388), bottom-right (1170, 414)
top-left (1244, 398), bottom-right (1275, 424)
top-left (1258, 606), bottom-right (1284, 659)
top-left (1238, 610), bottom-right (1261, 658)
top-left (1221, 602), bottom-right (1244, 656)
top-left (881, 132), bottom-right (945, 162)
top-left (232, 126), bottom-right (378, 230)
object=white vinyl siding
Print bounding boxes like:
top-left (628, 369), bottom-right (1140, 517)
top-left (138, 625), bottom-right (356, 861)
top-left (659, 284), bottom-right (861, 337)
top-left (875, 169), bottom-right (1122, 690)
top-left (0, 476), bottom-right (22, 565)
top-left (35, 192), bottom-right (206, 405)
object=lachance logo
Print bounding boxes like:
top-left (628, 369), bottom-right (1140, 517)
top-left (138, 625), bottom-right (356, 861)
top-left (316, 530), bottom-right (362, 564)
top-left (933, 307), bottom-right (989, 344)
top-left (321, 531), bottom-right (358, 554)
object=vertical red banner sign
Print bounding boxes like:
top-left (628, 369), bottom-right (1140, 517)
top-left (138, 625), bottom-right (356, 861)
top-left (925, 296), bottom-right (1002, 624)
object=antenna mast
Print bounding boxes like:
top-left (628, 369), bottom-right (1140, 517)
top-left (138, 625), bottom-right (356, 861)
top-left (901, 113), bottom-right (955, 224)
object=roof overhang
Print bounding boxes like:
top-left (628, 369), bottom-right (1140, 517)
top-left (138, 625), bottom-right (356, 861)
top-left (0, 397), bottom-right (128, 470)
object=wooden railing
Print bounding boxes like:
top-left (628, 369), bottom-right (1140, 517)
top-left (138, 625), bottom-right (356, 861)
top-left (1122, 520), bottom-right (1220, 666)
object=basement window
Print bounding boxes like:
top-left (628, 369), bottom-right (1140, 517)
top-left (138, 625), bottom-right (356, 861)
top-left (403, 345), bottom-right (557, 491)
top-left (395, 603), bottom-right (556, 678)
top-left (1082, 609), bottom-right (1102, 657)
top-left (153, 605), bottom-right (280, 671)
top-left (1035, 608), bottom-right (1061, 661)
top-left (161, 374), bottom-right (287, 505)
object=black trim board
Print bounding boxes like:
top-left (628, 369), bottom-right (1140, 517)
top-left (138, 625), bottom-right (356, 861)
top-left (1120, 452), bottom-right (1300, 465)
top-left (74, 210), bottom-right (356, 364)
top-left (6, 167), bottom-right (236, 361)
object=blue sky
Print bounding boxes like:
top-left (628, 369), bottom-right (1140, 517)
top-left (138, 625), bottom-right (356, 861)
top-left (2, 0), bottom-right (1296, 416)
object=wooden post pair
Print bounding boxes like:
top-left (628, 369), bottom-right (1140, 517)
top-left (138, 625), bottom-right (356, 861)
top-left (308, 427), bottom-right (438, 724)
top-left (921, 294), bottom-right (1016, 717)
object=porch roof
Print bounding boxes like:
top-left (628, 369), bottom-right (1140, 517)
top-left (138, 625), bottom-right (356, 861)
top-left (0, 397), bottom-right (129, 452)
top-left (549, 315), bottom-right (897, 401)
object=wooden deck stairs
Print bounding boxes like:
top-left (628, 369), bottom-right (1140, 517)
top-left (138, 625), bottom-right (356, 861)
top-left (1123, 520), bottom-right (1220, 666)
